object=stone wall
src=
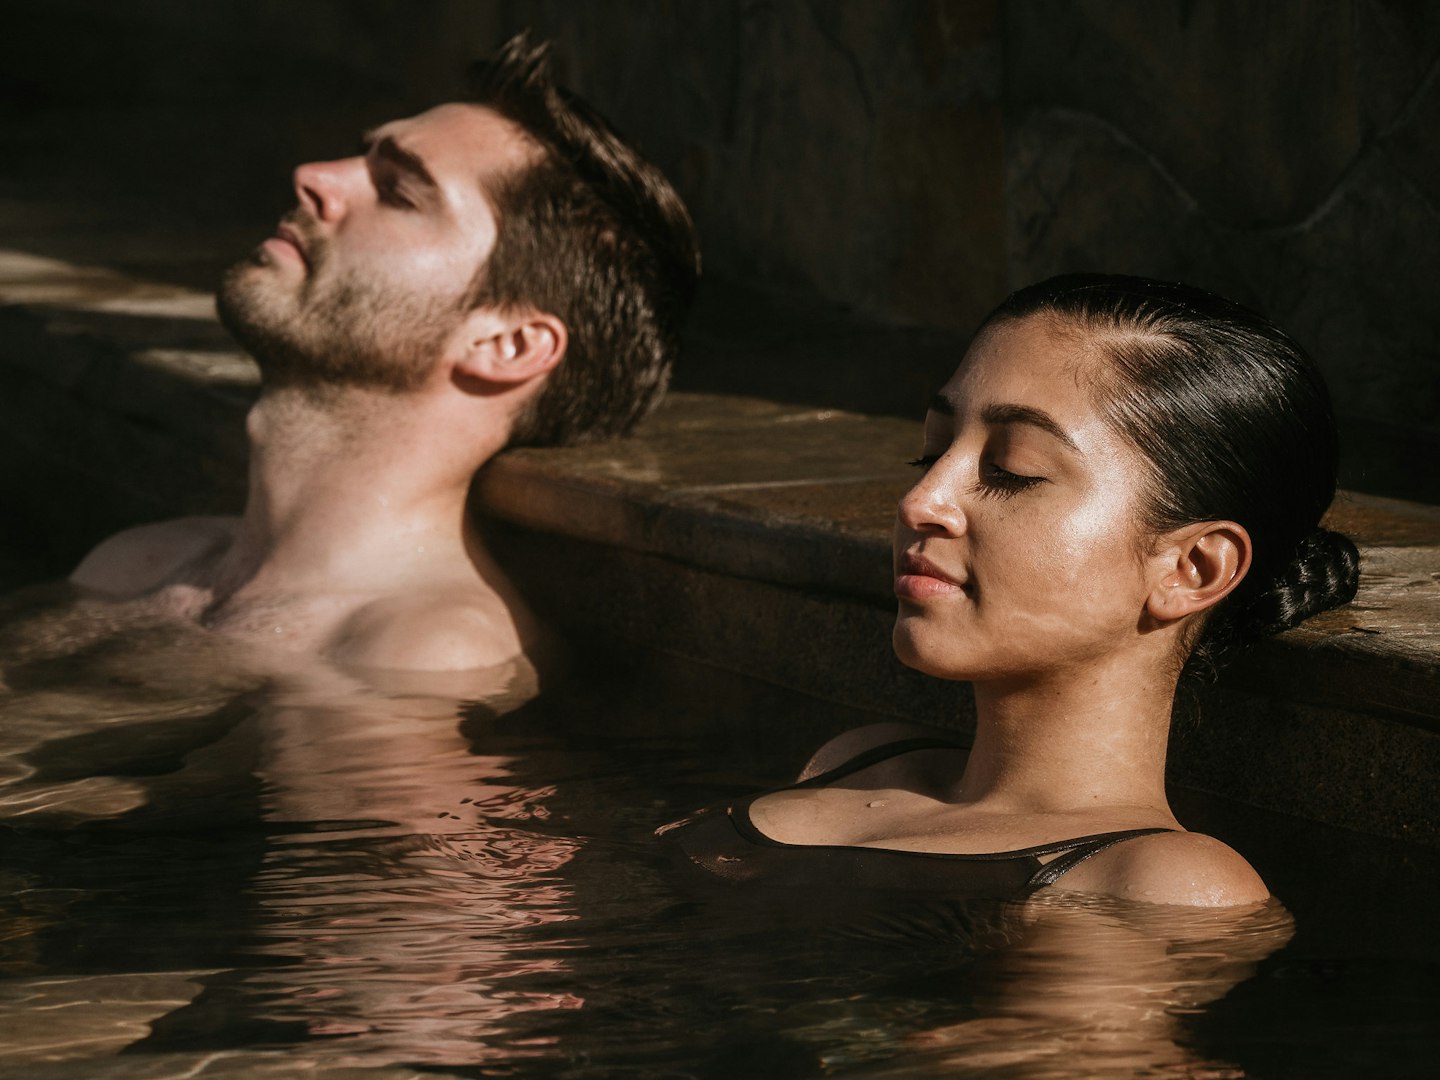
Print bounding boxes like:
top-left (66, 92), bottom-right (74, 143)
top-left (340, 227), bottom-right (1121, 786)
top-left (508, 1), bottom-right (1008, 336)
top-left (4, 0), bottom-right (1437, 437)
top-left (1001, 0), bottom-right (1440, 435)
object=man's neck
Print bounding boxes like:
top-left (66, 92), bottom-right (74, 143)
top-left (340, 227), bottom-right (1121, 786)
top-left (210, 383), bottom-right (507, 600)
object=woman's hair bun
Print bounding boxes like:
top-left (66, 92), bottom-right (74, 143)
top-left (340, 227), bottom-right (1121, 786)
top-left (1238, 527), bottom-right (1361, 639)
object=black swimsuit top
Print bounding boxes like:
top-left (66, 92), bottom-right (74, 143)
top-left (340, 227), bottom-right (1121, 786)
top-left (664, 738), bottom-right (1173, 901)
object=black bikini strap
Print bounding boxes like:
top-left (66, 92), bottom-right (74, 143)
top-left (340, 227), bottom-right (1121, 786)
top-left (1024, 828), bottom-right (1174, 891)
top-left (794, 736), bottom-right (967, 789)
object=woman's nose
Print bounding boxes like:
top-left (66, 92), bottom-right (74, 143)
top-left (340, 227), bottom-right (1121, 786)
top-left (293, 158), bottom-right (360, 222)
top-left (897, 460), bottom-right (968, 537)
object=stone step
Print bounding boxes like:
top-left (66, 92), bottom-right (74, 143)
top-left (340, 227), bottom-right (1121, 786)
top-left (0, 240), bottom-right (1435, 844)
top-left (476, 394), bottom-right (1440, 846)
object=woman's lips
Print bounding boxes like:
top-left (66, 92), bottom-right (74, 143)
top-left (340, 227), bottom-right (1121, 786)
top-left (894, 552), bottom-right (970, 601)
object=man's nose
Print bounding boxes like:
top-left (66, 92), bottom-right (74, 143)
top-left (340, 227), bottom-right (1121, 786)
top-left (293, 158), bottom-right (361, 222)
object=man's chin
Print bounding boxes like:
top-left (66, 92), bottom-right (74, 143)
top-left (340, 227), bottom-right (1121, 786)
top-left (227, 243), bottom-right (282, 274)
top-left (215, 265), bottom-right (450, 395)
top-left (219, 252), bottom-right (293, 317)
top-left (217, 276), bottom-right (301, 371)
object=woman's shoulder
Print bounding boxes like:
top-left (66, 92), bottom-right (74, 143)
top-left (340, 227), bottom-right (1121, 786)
top-left (796, 722), bottom-right (965, 781)
top-left (1055, 830), bottom-right (1269, 907)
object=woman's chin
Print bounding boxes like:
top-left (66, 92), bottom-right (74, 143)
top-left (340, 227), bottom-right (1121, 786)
top-left (892, 626), bottom-right (978, 682)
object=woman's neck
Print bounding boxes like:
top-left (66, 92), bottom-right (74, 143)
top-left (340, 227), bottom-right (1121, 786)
top-left (958, 654), bottom-right (1179, 816)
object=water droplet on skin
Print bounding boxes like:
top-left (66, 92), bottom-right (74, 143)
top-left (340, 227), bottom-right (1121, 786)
top-left (867, 800), bottom-right (887, 808)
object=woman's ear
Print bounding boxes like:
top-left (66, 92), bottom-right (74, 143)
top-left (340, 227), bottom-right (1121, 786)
top-left (450, 307), bottom-right (568, 387)
top-left (1145, 521), bottom-right (1252, 623)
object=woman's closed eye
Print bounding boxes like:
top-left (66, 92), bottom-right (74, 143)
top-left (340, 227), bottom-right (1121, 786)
top-left (906, 453), bottom-right (1046, 498)
top-left (976, 461), bottom-right (1046, 498)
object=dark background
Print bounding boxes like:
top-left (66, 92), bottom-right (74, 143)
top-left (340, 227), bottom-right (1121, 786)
top-left (3, 0), bottom-right (1438, 497)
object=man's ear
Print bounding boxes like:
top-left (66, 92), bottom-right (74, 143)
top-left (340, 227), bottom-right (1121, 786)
top-left (1145, 521), bottom-right (1252, 624)
top-left (451, 307), bottom-right (567, 387)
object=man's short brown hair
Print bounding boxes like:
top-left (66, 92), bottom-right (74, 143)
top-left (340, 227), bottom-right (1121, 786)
top-left (464, 34), bottom-right (700, 446)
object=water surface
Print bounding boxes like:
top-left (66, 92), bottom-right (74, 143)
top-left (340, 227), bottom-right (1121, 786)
top-left (0, 587), bottom-right (1431, 1078)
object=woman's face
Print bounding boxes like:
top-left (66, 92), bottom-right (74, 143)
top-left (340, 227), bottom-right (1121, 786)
top-left (892, 313), bottom-right (1163, 682)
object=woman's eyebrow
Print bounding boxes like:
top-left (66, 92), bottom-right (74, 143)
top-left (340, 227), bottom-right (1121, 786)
top-left (982, 403), bottom-right (1079, 451)
top-left (927, 396), bottom-right (1079, 452)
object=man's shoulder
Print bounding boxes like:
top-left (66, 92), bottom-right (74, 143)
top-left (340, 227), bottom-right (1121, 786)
top-left (70, 516), bottom-right (239, 597)
top-left (327, 588), bottom-right (536, 674)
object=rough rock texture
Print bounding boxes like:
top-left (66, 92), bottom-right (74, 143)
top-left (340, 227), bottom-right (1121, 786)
top-left (1, 241), bottom-right (1437, 839)
top-left (2, 3), bottom-right (1437, 842)
top-left (1002, 0), bottom-right (1440, 433)
top-left (0, 248), bottom-right (253, 560)
top-left (5, 1), bottom-right (1435, 447)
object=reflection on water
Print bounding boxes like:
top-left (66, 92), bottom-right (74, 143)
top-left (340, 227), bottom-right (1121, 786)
top-left (198, 687), bottom-right (584, 1070)
top-left (0, 589), bottom-right (1431, 1077)
top-left (865, 897), bottom-right (1293, 1078)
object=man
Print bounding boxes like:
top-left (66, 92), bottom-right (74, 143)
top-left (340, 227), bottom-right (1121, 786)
top-left (65, 36), bottom-right (700, 677)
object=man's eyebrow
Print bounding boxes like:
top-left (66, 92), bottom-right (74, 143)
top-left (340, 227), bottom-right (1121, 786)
top-left (360, 131), bottom-right (438, 188)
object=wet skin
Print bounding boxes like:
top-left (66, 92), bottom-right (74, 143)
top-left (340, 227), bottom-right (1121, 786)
top-left (743, 314), bottom-right (1268, 906)
top-left (70, 103), bottom-right (558, 676)
top-left (222, 103), bottom-right (531, 388)
top-left (893, 315), bottom-right (1160, 686)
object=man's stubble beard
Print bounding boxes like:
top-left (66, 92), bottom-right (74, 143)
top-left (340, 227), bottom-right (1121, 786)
top-left (216, 243), bottom-right (467, 395)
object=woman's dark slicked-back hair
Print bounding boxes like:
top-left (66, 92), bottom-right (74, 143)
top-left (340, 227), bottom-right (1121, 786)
top-left (984, 273), bottom-right (1359, 678)
top-left (464, 33), bottom-right (700, 446)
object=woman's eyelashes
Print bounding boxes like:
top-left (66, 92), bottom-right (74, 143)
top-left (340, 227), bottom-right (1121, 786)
top-left (975, 462), bottom-right (1046, 498)
top-left (906, 453), bottom-right (1046, 498)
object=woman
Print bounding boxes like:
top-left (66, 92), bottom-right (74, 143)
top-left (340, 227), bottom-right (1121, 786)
top-left (665, 274), bottom-right (1360, 907)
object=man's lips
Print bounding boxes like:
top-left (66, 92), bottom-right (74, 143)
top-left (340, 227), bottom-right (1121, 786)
top-left (265, 224), bottom-right (310, 269)
top-left (894, 551), bottom-right (970, 601)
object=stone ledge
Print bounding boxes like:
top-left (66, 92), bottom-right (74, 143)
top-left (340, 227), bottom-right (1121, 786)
top-left (1, 244), bottom-right (1436, 841)
top-left (3, 243), bottom-right (1437, 710)
top-left (478, 401), bottom-right (1440, 729)
top-left (0, 249), bottom-right (254, 556)
top-left (476, 394), bottom-right (917, 604)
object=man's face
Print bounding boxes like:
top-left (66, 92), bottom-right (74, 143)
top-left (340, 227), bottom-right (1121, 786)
top-left (217, 104), bottom-right (535, 392)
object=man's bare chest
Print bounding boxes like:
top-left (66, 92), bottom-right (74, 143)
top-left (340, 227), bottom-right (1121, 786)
top-left (139, 580), bottom-right (355, 657)
top-left (200, 589), bottom-right (361, 654)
